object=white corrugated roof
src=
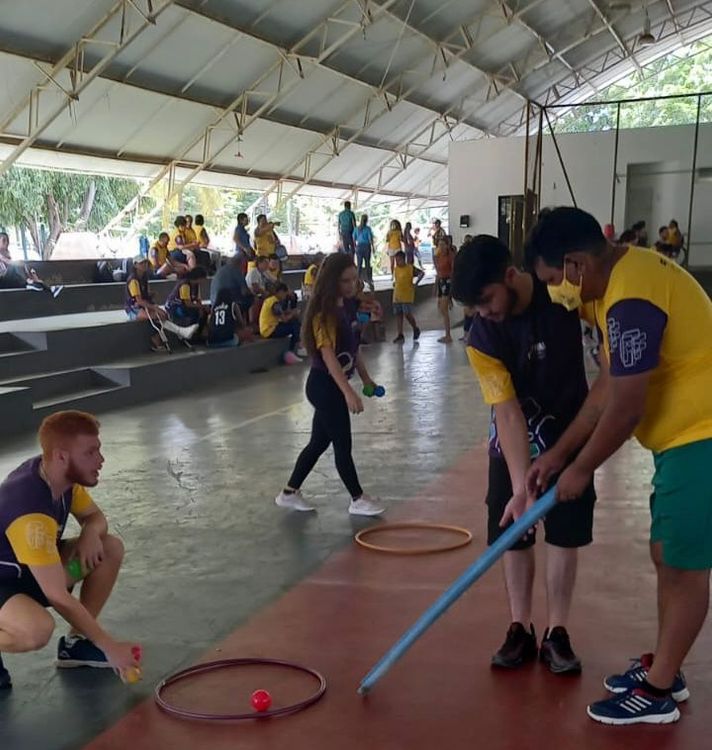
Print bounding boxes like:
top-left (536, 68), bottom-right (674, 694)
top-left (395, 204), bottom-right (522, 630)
top-left (0, 0), bottom-right (709, 213)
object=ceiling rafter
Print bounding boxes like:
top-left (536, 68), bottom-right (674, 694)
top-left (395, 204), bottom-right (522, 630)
top-left (102, 0), bottom-right (404, 234)
top-left (0, 0), bottom-right (177, 177)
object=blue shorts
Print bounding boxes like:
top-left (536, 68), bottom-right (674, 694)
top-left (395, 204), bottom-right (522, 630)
top-left (126, 309), bottom-right (140, 321)
top-left (393, 303), bottom-right (413, 315)
top-left (207, 336), bottom-right (239, 348)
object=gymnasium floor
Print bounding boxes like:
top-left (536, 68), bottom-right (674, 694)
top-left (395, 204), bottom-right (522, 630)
top-left (0, 312), bottom-right (709, 750)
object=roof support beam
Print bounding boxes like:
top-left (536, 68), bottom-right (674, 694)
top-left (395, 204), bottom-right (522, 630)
top-left (0, 0), bottom-right (177, 177)
top-left (102, 0), bottom-right (404, 234)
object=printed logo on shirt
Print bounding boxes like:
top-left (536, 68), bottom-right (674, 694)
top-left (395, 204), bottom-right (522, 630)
top-left (619, 329), bottom-right (647, 368)
top-left (25, 521), bottom-right (55, 554)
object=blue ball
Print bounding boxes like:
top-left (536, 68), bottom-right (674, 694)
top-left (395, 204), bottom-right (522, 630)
top-left (374, 385), bottom-right (386, 398)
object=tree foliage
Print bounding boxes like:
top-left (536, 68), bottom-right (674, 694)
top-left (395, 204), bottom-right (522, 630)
top-left (555, 39), bottom-right (712, 134)
top-left (0, 167), bottom-right (142, 258)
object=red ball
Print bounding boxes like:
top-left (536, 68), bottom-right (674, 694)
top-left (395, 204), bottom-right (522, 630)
top-left (251, 689), bottom-right (272, 712)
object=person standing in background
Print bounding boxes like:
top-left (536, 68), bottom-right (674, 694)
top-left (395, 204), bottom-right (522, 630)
top-left (338, 201), bottom-right (357, 260)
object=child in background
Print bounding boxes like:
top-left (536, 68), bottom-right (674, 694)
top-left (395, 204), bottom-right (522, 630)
top-left (392, 250), bottom-right (424, 344)
top-left (165, 266), bottom-right (209, 340)
top-left (434, 237), bottom-right (455, 344)
top-left (386, 219), bottom-right (403, 276)
top-left (302, 253), bottom-right (324, 302)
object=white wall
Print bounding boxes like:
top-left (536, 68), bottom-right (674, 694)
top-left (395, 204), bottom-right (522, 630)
top-left (449, 122), bottom-right (712, 266)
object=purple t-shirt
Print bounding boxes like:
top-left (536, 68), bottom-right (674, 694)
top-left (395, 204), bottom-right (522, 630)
top-left (468, 278), bottom-right (589, 458)
top-left (311, 298), bottom-right (360, 380)
top-left (0, 457), bottom-right (73, 580)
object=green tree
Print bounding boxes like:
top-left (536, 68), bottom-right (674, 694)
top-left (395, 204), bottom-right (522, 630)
top-left (555, 39), bottom-right (712, 133)
top-left (0, 167), bottom-right (142, 258)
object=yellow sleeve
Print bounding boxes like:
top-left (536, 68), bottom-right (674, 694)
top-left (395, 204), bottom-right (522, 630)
top-left (313, 313), bottom-right (337, 350)
top-left (70, 485), bottom-right (95, 516)
top-left (179, 283), bottom-right (191, 301)
top-left (6, 514), bottom-right (60, 566)
top-left (466, 347), bottom-right (516, 405)
top-left (128, 279), bottom-right (140, 297)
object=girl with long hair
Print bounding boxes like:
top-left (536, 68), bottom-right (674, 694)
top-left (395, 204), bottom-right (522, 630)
top-left (386, 219), bottom-right (403, 275)
top-left (275, 254), bottom-right (384, 516)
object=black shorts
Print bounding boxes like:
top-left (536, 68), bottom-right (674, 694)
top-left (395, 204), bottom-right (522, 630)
top-left (437, 278), bottom-right (452, 298)
top-left (0, 573), bottom-right (49, 610)
top-left (486, 456), bottom-right (595, 550)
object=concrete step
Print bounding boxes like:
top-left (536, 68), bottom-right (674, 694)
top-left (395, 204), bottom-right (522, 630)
top-left (3, 368), bottom-right (122, 404)
top-left (34, 383), bottom-right (131, 417)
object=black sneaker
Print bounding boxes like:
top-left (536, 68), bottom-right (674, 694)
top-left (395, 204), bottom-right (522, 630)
top-left (540, 626), bottom-right (582, 674)
top-left (0, 654), bottom-right (11, 689)
top-left (413, 327), bottom-right (421, 341)
top-left (491, 623), bottom-right (537, 669)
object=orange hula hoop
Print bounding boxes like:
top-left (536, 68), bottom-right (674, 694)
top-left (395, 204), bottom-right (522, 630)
top-left (354, 523), bottom-right (473, 555)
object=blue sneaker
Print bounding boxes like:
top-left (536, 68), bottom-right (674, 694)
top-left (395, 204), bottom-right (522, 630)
top-left (603, 653), bottom-right (689, 702)
top-left (56, 635), bottom-right (110, 668)
top-left (0, 654), bottom-right (11, 689)
top-left (587, 689), bottom-right (680, 725)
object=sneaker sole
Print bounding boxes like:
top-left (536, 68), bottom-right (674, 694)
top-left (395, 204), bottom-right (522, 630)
top-left (586, 705), bottom-right (680, 725)
top-left (348, 507), bottom-right (385, 516)
top-left (55, 659), bottom-right (112, 669)
top-left (603, 679), bottom-right (689, 703)
top-left (541, 653), bottom-right (582, 675)
top-left (491, 649), bottom-right (538, 669)
top-left (274, 497), bottom-right (316, 512)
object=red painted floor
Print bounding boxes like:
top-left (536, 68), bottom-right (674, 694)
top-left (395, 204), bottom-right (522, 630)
top-left (85, 442), bottom-right (711, 750)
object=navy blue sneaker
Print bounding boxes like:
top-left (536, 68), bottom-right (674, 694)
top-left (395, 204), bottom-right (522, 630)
top-left (603, 653), bottom-right (689, 702)
top-left (0, 654), bottom-right (11, 689)
top-left (56, 635), bottom-right (110, 668)
top-left (587, 688), bottom-right (680, 725)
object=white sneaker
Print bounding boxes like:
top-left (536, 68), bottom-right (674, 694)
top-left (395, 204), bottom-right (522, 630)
top-left (349, 494), bottom-right (385, 516)
top-left (275, 490), bottom-right (316, 512)
top-left (295, 346), bottom-right (308, 358)
top-left (164, 320), bottom-right (199, 340)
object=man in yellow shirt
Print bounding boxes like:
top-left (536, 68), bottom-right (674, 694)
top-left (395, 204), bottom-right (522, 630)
top-left (0, 411), bottom-right (140, 689)
top-left (392, 250), bottom-right (423, 343)
top-left (526, 206), bottom-right (712, 726)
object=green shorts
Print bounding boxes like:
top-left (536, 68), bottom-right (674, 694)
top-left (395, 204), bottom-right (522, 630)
top-left (650, 438), bottom-right (712, 570)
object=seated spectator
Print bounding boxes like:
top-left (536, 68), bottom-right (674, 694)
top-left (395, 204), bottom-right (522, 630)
top-left (168, 216), bottom-right (197, 269)
top-left (165, 267), bottom-right (210, 340)
top-left (0, 232), bottom-right (62, 296)
top-left (258, 282), bottom-right (305, 364)
top-left (246, 256), bottom-right (270, 296)
top-left (149, 232), bottom-right (188, 278)
top-left (124, 256), bottom-right (195, 351)
top-left (302, 253), bottom-right (324, 301)
top-left (210, 254), bottom-right (253, 323)
top-left (207, 289), bottom-right (254, 348)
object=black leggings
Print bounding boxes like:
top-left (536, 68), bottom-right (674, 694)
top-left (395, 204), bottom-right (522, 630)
top-left (287, 368), bottom-right (363, 498)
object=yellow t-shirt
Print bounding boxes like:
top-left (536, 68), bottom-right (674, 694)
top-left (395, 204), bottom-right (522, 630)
top-left (387, 229), bottom-right (402, 252)
top-left (150, 244), bottom-right (169, 268)
top-left (304, 264), bottom-right (319, 288)
top-left (259, 295), bottom-right (283, 338)
top-left (393, 263), bottom-right (416, 304)
top-left (178, 282), bottom-right (191, 302)
top-left (184, 227), bottom-right (198, 245)
top-left (127, 279), bottom-right (141, 298)
top-left (586, 246), bottom-right (712, 452)
top-left (194, 225), bottom-right (208, 247)
top-left (168, 229), bottom-right (184, 251)
top-left (255, 228), bottom-right (276, 257)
